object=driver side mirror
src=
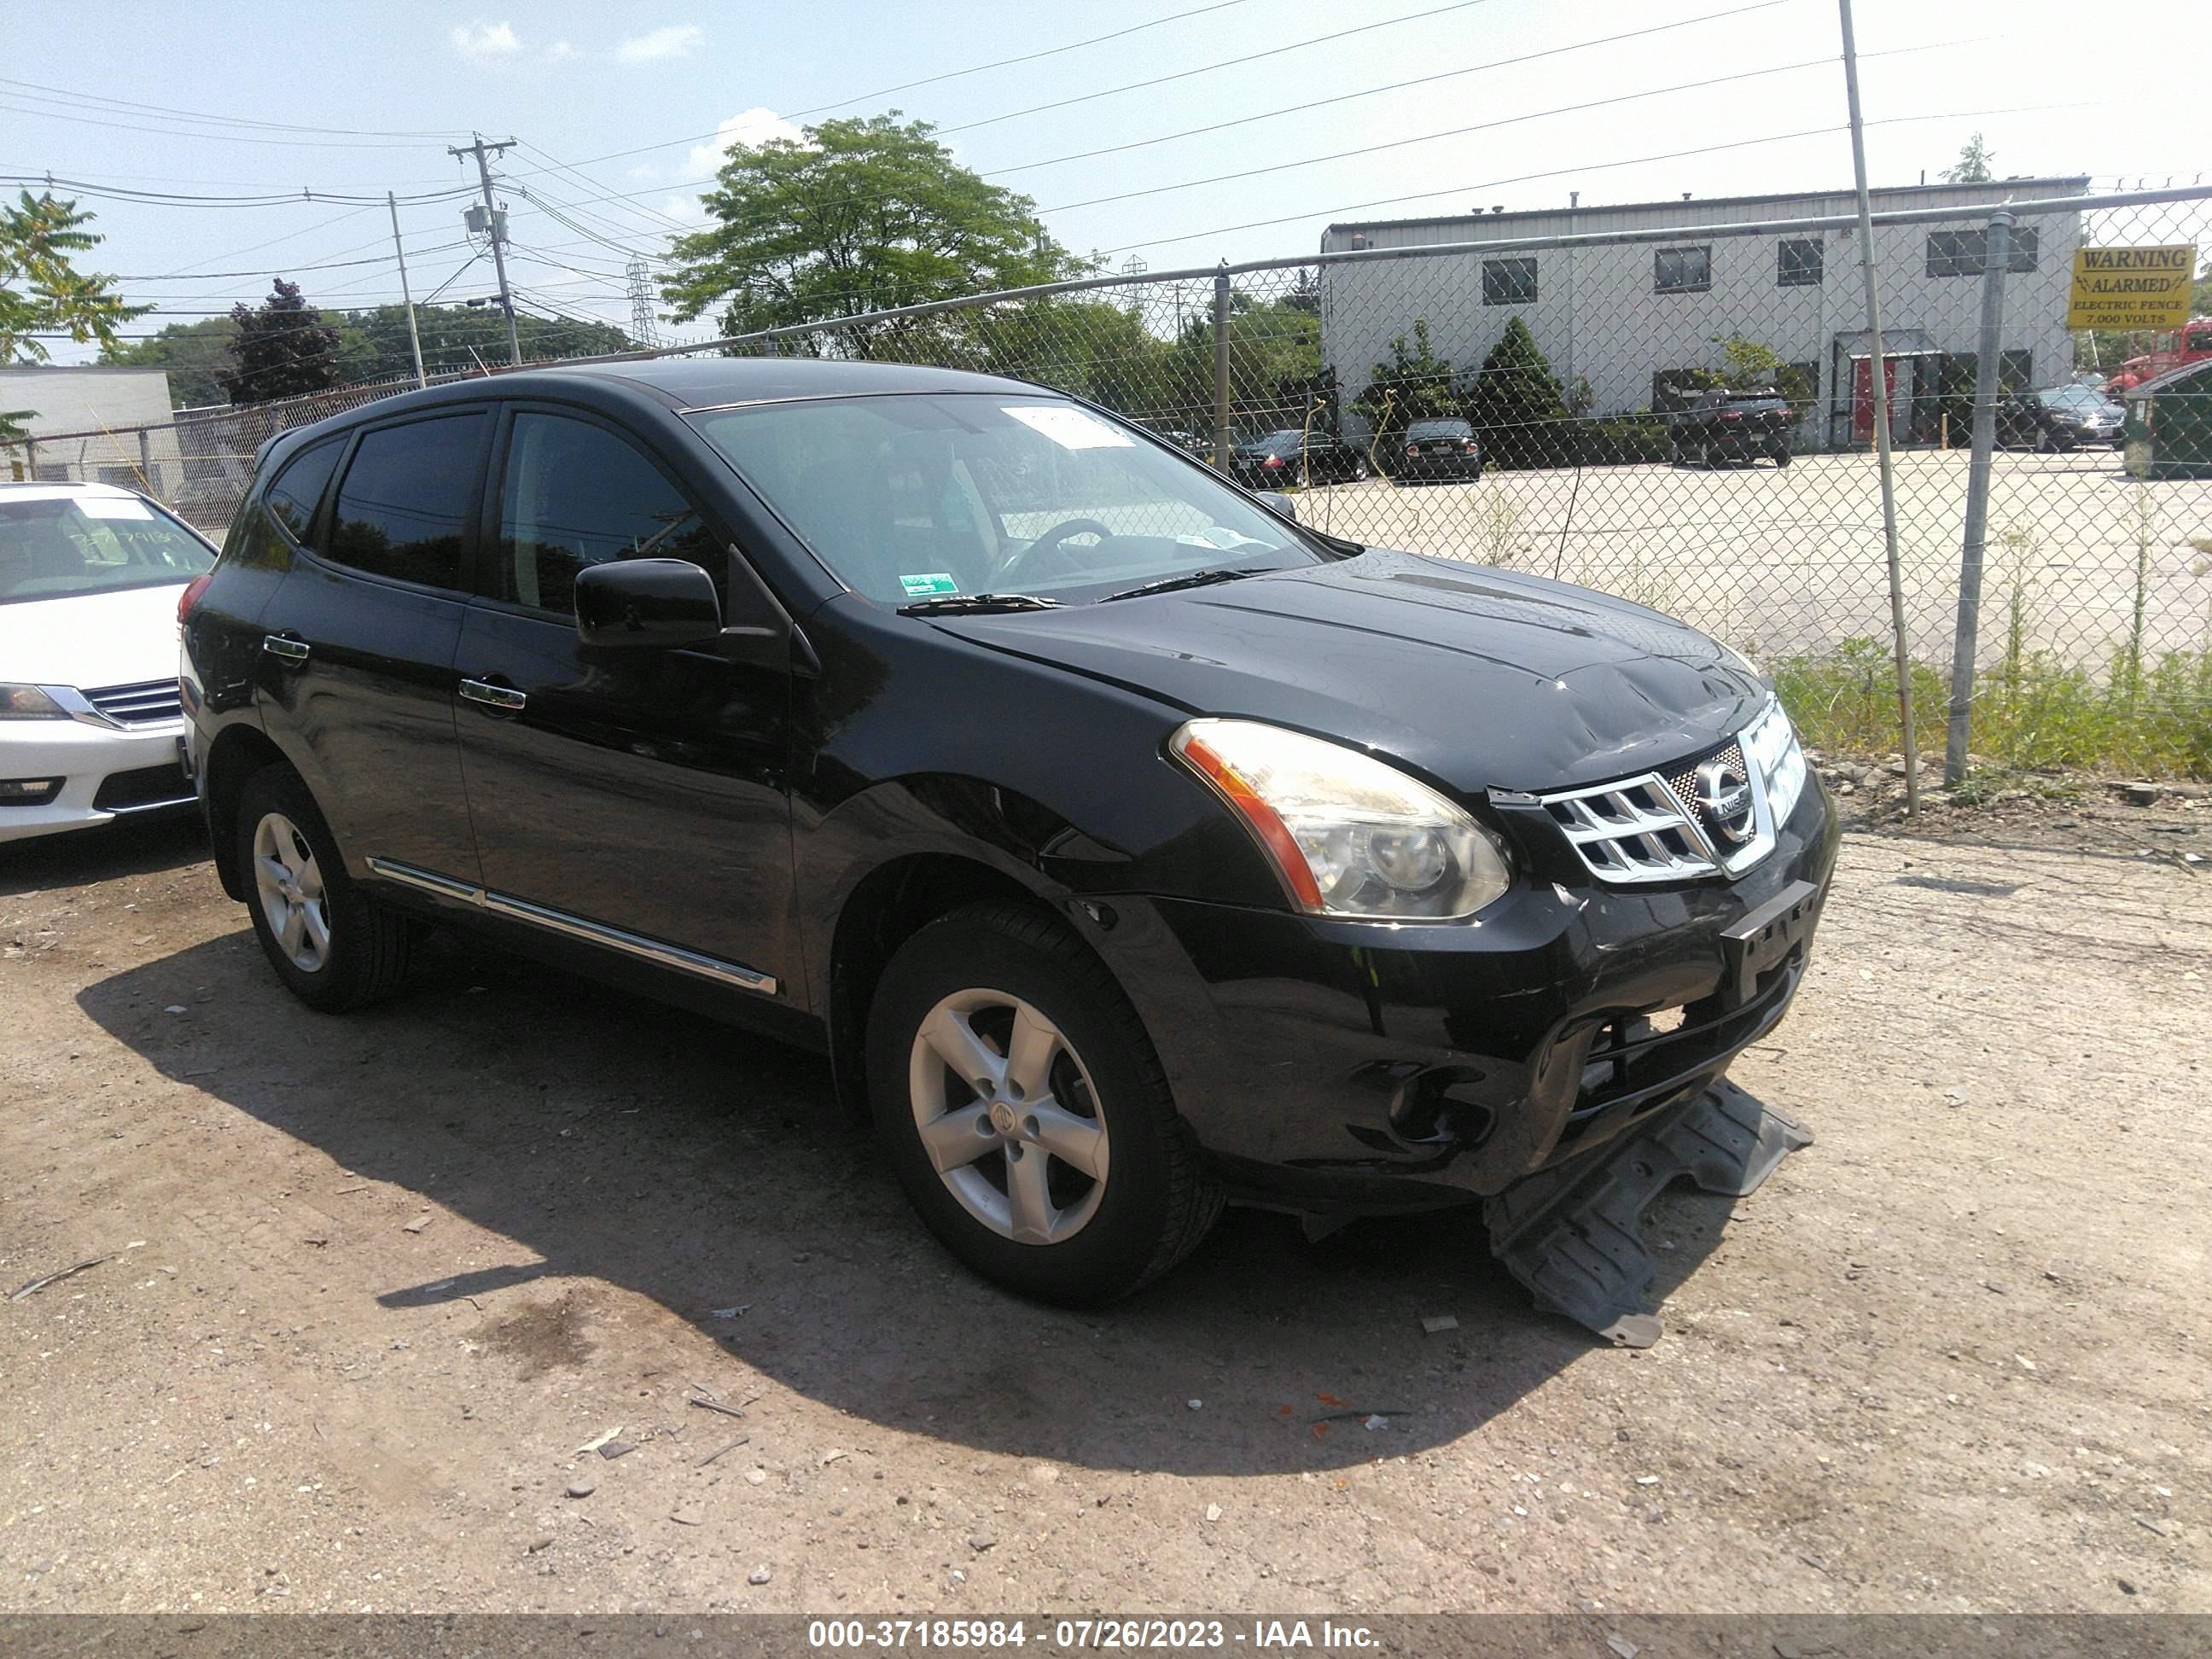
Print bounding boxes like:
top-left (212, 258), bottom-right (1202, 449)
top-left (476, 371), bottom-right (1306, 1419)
top-left (574, 557), bottom-right (722, 649)
top-left (1255, 490), bottom-right (1299, 522)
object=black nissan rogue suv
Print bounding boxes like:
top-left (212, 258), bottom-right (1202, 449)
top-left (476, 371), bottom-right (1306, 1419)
top-left (180, 358), bottom-right (1836, 1306)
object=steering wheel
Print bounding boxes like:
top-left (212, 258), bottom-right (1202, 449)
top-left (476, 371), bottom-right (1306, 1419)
top-left (998, 517), bottom-right (1114, 585)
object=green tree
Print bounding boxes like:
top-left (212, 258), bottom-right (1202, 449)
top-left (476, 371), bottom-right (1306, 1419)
top-left (1353, 319), bottom-right (1454, 467)
top-left (224, 278), bottom-right (342, 405)
top-left (3, 191), bottom-right (148, 437)
top-left (663, 112), bottom-right (1080, 357)
top-left (1941, 133), bottom-right (1994, 184)
top-left (102, 316), bottom-right (239, 408)
top-left (1464, 316), bottom-right (1568, 469)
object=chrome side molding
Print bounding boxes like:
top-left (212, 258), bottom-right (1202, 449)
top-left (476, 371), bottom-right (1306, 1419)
top-left (363, 857), bottom-right (779, 996)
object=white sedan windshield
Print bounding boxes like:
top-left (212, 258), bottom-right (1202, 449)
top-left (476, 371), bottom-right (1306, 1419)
top-left (0, 494), bottom-right (213, 604)
top-left (692, 394), bottom-right (1318, 606)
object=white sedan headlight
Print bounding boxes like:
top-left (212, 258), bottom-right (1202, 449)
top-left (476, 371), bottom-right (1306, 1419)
top-left (1170, 719), bottom-right (1511, 921)
top-left (0, 684), bottom-right (68, 720)
top-left (1741, 697), bottom-right (1807, 826)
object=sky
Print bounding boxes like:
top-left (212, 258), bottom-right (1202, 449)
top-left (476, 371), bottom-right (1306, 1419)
top-left (8, 0), bottom-right (2204, 366)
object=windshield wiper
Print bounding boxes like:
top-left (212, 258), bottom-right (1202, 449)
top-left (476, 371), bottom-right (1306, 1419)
top-left (1098, 565), bottom-right (1269, 603)
top-left (896, 592), bottom-right (1062, 616)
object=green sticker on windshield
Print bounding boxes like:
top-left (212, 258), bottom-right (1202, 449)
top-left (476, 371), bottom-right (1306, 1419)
top-left (899, 572), bottom-right (960, 597)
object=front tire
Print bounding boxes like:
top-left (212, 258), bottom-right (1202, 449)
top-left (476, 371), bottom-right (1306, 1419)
top-left (865, 903), bottom-right (1222, 1306)
top-left (235, 765), bottom-right (411, 1013)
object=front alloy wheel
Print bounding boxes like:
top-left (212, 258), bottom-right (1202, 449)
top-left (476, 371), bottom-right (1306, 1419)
top-left (252, 811), bottom-right (330, 973)
top-left (910, 990), bottom-right (1109, 1244)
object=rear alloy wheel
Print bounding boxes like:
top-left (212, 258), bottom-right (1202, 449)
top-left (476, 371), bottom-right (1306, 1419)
top-left (2036, 428), bottom-right (2057, 453)
top-left (235, 765), bottom-right (412, 1013)
top-left (867, 903), bottom-right (1221, 1305)
top-left (1350, 457), bottom-right (1371, 481)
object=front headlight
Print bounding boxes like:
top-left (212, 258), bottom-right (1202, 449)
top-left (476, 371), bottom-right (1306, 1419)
top-left (1169, 718), bottom-right (1511, 921)
top-left (0, 684), bottom-right (68, 720)
top-left (1741, 697), bottom-right (1806, 826)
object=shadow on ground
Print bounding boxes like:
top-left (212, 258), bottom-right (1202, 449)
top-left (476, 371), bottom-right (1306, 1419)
top-left (76, 922), bottom-right (1744, 1477)
top-left (1, 812), bottom-right (206, 899)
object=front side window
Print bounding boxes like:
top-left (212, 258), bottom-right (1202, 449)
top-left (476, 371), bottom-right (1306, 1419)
top-left (326, 412), bottom-right (487, 590)
top-left (496, 413), bottom-right (720, 614)
top-left (1482, 256), bottom-right (1537, 306)
top-left (1777, 238), bottom-right (1824, 287)
top-left (0, 493), bottom-right (213, 604)
top-left (1655, 246), bottom-right (1712, 294)
top-left (690, 394), bottom-right (1319, 607)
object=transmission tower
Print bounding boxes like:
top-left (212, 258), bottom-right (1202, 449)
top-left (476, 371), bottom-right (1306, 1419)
top-left (626, 259), bottom-right (661, 350)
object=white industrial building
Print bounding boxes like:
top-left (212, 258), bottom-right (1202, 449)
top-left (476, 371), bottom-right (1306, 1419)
top-left (1318, 178), bottom-right (2089, 450)
top-left (0, 366), bottom-right (183, 494)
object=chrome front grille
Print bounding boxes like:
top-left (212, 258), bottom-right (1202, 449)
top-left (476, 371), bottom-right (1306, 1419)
top-left (1541, 737), bottom-right (1775, 886)
top-left (84, 678), bottom-right (183, 727)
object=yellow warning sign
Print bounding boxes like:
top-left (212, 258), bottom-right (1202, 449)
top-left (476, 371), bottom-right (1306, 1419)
top-left (2067, 245), bottom-right (2197, 330)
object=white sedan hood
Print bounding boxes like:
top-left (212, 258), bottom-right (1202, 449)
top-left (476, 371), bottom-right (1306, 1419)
top-left (0, 584), bottom-right (188, 691)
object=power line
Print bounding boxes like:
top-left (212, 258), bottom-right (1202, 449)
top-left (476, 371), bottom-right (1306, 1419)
top-left (0, 172), bottom-right (476, 208)
top-left (0, 76), bottom-right (470, 140)
top-left (0, 96), bottom-right (457, 151)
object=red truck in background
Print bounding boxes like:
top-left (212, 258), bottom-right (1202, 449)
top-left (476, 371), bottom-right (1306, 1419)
top-left (2104, 317), bottom-right (2212, 395)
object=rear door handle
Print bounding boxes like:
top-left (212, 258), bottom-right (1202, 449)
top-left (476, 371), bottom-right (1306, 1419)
top-left (458, 678), bottom-right (527, 713)
top-left (261, 634), bottom-right (310, 665)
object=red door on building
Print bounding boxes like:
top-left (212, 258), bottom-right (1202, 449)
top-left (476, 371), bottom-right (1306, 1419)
top-left (1852, 356), bottom-right (1901, 444)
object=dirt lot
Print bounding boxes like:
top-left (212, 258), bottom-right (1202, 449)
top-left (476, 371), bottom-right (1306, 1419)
top-left (1290, 448), bottom-right (2212, 669)
top-left (2, 806), bottom-right (2206, 1616)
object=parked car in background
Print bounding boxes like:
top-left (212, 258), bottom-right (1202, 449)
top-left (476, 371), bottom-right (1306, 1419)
top-left (1395, 417), bottom-right (1482, 482)
top-left (0, 481), bottom-right (213, 844)
top-left (1996, 384), bottom-right (2126, 451)
top-left (2121, 358), bottom-right (2212, 479)
top-left (1230, 428), bottom-right (1369, 487)
top-left (2103, 317), bottom-right (2212, 396)
top-left (1667, 389), bottom-right (1794, 468)
top-left (182, 358), bottom-right (1832, 1307)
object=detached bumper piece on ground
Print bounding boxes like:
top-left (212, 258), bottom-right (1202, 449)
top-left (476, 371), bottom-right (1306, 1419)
top-left (1485, 1076), bottom-right (1812, 1347)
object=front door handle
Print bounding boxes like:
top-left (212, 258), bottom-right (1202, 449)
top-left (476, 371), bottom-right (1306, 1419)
top-left (458, 678), bottom-right (527, 713)
top-left (261, 634), bottom-right (310, 665)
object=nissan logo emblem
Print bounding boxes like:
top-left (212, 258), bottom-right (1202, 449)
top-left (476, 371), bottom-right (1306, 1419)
top-left (1694, 756), bottom-right (1755, 846)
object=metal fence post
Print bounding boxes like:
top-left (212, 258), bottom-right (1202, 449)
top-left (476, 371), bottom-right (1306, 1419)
top-left (1945, 210), bottom-right (2013, 784)
top-left (1211, 265), bottom-right (1231, 472)
top-left (137, 427), bottom-right (157, 498)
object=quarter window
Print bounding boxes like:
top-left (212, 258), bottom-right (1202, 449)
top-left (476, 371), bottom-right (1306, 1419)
top-left (495, 412), bottom-right (721, 614)
top-left (1777, 238), bottom-right (1824, 287)
top-left (1654, 246), bottom-right (1712, 294)
top-left (326, 413), bottom-right (487, 590)
top-left (1481, 256), bottom-right (1538, 306)
top-left (265, 437), bottom-right (342, 543)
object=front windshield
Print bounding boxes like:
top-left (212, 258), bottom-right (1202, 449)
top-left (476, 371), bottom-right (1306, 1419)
top-left (2040, 386), bottom-right (2113, 412)
top-left (691, 393), bottom-right (1323, 607)
top-left (0, 493), bottom-right (213, 604)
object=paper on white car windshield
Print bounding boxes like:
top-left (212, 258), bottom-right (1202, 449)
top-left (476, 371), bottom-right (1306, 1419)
top-left (1003, 405), bottom-right (1132, 450)
top-left (75, 498), bottom-right (154, 521)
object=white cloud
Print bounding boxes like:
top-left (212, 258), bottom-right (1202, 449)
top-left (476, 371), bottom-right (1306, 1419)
top-left (686, 108), bottom-right (803, 178)
top-left (544, 38), bottom-right (579, 61)
top-left (450, 20), bottom-right (521, 57)
top-left (616, 24), bottom-right (705, 63)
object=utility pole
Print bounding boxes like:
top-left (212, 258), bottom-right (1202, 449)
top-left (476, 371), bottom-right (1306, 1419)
top-left (387, 192), bottom-right (427, 388)
top-left (450, 133), bottom-right (521, 367)
top-left (1837, 0), bottom-right (1920, 816)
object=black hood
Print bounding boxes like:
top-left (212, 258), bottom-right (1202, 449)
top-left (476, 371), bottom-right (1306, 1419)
top-left (930, 549), bottom-right (1769, 794)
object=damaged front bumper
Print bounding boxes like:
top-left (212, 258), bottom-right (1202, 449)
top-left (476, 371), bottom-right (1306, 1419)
top-left (1084, 777), bottom-right (1838, 1214)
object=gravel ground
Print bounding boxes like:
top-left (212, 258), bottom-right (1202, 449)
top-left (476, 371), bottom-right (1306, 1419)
top-left (1, 805), bottom-right (2206, 1615)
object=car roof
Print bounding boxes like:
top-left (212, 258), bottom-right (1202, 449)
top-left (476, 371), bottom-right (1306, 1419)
top-left (505, 354), bottom-right (1046, 410)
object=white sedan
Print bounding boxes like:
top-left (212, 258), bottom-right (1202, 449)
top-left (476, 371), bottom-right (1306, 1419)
top-left (1, 480), bottom-right (217, 844)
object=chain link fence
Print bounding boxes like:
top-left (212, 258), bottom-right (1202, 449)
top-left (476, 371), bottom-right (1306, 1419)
top-left (9, 183), bottom-right (2209, 777)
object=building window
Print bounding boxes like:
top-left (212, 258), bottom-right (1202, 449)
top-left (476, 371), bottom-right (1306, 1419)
top-left (1925, 228), bottom-right (2040, 276)
top-left (1654, 246), bottom-right (1712, 294)
top-left (1778, 239), bottom-right (1824, 287)
top-left (1481, 256), bottom-right (1538, 306)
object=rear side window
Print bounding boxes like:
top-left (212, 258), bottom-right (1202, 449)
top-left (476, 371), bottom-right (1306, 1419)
top-left (327, 413), bottom-right (487, 590)
top-left (265, 438), bottom-right (342, 543)
top-left (494, 412), bottom-right (721, 614)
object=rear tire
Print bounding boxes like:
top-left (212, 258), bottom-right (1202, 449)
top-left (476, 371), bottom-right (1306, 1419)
top-left (235, 765), bottom-right (411, 1014)
top-left (865, 902), bottom-right (1222, 1306)
top-left (1772, 446), bottom-right (1792, 468)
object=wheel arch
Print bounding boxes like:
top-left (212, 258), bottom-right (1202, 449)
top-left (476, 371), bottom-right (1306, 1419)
top-left (203, 724), bottom-right (291, 901)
